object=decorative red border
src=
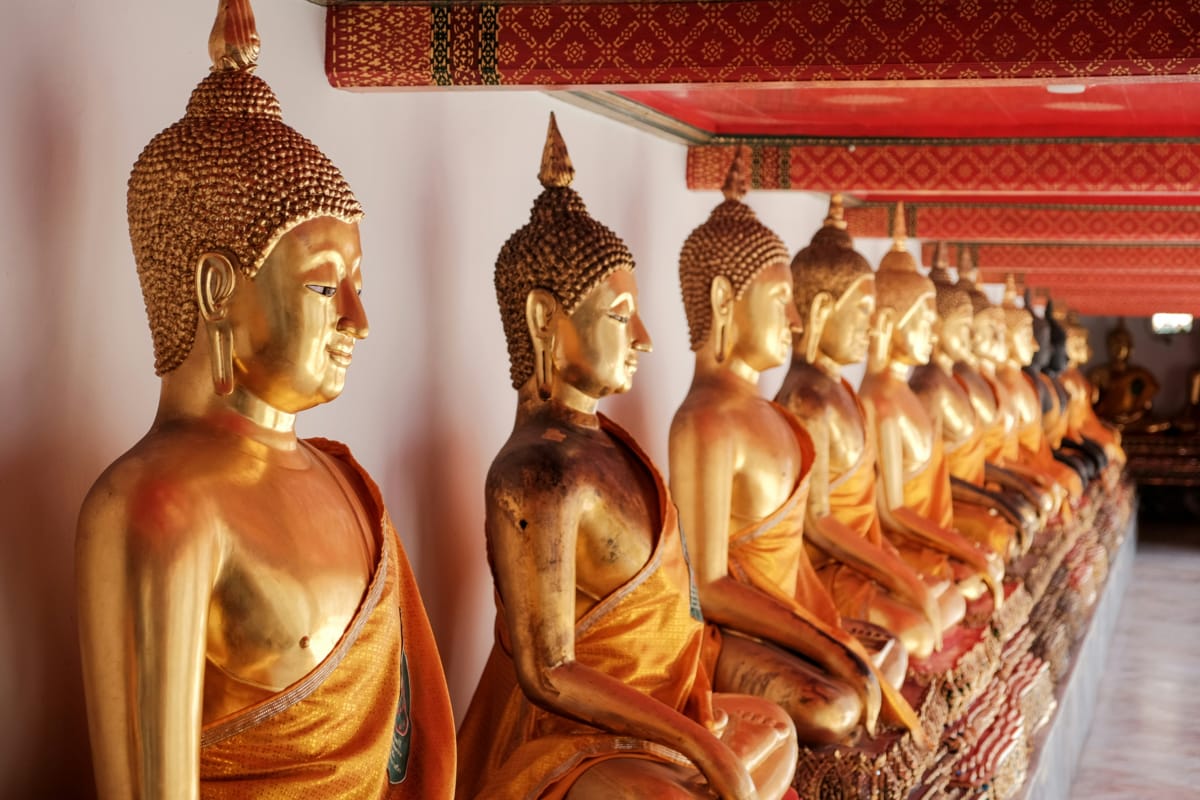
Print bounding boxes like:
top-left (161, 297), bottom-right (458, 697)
top-left (687, 142), bottom-right (1200, 198)
top-left (326, 2), bottom-right (1200, 88)
top-left (920, 242), bottom-right (1200, 273)
top-left (846, 204), bottom-right (1200, 244)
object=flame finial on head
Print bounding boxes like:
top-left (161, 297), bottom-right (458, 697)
top-left (538, 112), bottom-right (575, 189)
top-left (722, 145), bottom-right (750, 202)
top-left (889, 201), bottom-right (910, 253)
top-left (824, 193), bottom-right (848, 229)
top-left (1002, 273), bottom-right (1021, 310)
top-left (209, 0), bottom-right (260, 72)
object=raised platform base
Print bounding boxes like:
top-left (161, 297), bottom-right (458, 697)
top-left (1013, 512), bottom-right (1136, 799)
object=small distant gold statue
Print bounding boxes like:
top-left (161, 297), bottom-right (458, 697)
top-left (456, 117), bottom-right (798, 800)
top-left (670, 159), bottom-right (926, 747)
top-left (75, 1), bottom-right (455, 797)
top-left (1088, 318), bottom-right (1167, 432)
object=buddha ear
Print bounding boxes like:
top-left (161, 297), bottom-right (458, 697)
top-left (196, 252), bottom-right (238, 397)
top-left (710, 275), bottom-right (734, 363)
top-left (526, 288), bottom-right (559, 400)
top-left (805, 291), bottom-right (834, 363)
top-left (867, 307), bottom-right (897, 371)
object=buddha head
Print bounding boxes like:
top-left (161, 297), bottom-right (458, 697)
top-left (679, 146), bottom-right (794, 372)
top-left (927, 242), bottom-right (974, 365)
top-left (495, 113), bottom-right (649, 404)
top-left (1106, 319), bottom-right (1133, 366)
top-left (957, 247), bottom-right (1007, 366)
top-left (791, 194), bottom-right (876, 366)
top-left (1065, 309), bottom-right (1092, 367)
top-left (1044, 298), bottom-right (1070, 376)
top-left (128, 0), bottom-right (365, 410)
top-left (1001, 276), bottom-right (1038, 368)
top-left (874, 203), bottom-right (936, 367)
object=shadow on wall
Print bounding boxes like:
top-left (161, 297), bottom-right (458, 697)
top-left (0, 60), bottom-right (98, 799)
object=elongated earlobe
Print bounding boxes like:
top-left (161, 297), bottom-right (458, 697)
top-left (196, 252), bottom-right (238, 397)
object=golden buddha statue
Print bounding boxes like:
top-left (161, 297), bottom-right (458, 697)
top-left (775, 196), bottom-right (953, 663)
top-left (995, 278), bottom-right (1085, 506)
top-left (456, 118), bottom-right (798, 800)
top-left (857, 208), bottom-right (1004, 610)
top-left (953, 255), bottom-right (1063, 519)
top-left (668, 159), bottom-right (927, 748)
top-left (908, 243), bottom-right (1036, 558)
top-left (1061, 310), bottom-right (1125, 466)
top-left (1088, 318), bottom-right (1167, 432)
top-left (75, 2), bottom-right (456, 797)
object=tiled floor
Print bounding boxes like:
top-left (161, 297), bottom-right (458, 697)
top-left (1069, 522), bottom-right (1200, 799)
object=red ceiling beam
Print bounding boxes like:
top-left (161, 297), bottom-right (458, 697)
top-left (687, 142), bottom-right (1200, 201)
top-left (918, 242), bottom-right (1200, 272)
top-left (325, 1), bottom-right (1200, 89)
top-left (845, 203), bottom-right (1200, 244)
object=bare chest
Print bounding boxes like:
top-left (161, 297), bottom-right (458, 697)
top-left (730, 406), bottom-right (803, 525)
top-left (204, 464), bottom-right (376, 715)
top-left (574, 444), bottom-right (660, 614)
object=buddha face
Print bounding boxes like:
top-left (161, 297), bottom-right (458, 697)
top-left (820, 274), bottom-right (876, 365)
top-left (972, 311), bottom-right (1007, 365)
top-left (730, 261), bottom-right (799, 371)
top-left (1009, 318), bottom-right (1038, 367)
top-left (891, 293), bottom-right (936, 366)
top-left (228, 216), bottom-right (367, 413)
top-left (554, 268), bottom-right (651, 398)
top-left (938, 309), bottom-right (975, 364)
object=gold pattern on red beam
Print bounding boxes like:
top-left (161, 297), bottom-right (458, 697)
top-left (846, 204), bottom-right (1200, 244)
top-left (918, 243), bottom-right (1200, 272)
top-left (325, 1), bottom-right (1200, 88)
top-left (688, 142), bottom-right (1200, 198)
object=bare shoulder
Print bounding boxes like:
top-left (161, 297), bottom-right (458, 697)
top-left (778, 363), bottom-right (839, 424)
top-left (78, 428), bottom-right (225, 570)
top-left (670, 383), bottom-right (743, 444)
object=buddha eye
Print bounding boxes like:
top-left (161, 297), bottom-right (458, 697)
top-left (306, 284), bottom-right (336, 298)
top-left (608, 312), bottom-right (630, 324)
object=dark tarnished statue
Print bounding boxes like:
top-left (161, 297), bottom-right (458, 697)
top-left (670, 163), bottom-right (926, 747)
top-left (75, 1), bottom-right (456, 797)
top-left (775, 196), bottom-right (953, 663)
top-left (456, 118), bottom-right (798, 800)
top-left (1088, 318), bottom-right (1167, 432)
top-left (858, 208), bottom-right (1003, 610)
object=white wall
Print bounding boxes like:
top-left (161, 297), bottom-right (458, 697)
top-left (1, 2), bottom-right (875, 796)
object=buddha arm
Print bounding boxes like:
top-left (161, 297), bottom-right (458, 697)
top-left (487, 469), bottom-right (755, 800)
top-left (669, 416), bottom-right (880, 733)
top-left (985, 462), bottom-right (1053, 518)
top-left (76, 469), bottom-right (218, 800)
top-left (872, 414), bottom-right (1004, 607)
top-left (802, 416), bottom-right (941, 638)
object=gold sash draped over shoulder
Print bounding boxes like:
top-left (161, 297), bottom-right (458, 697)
top-left (199, 439), bottom-right (456, 800)
top-left (944, 426), bottom-right (1016, 558)
top-left (803, 384), bottom-right (889, 618)
top-left (889, 434), bottom-right (957, 583)
top-left (455, 416), bottom-right (714, 800)
top-left (1016, 377), bottom-right (1084, 501)
top-left (726, 405), bottom-right (839, 628)
top-left (726, 403), bottom-right (922, 736)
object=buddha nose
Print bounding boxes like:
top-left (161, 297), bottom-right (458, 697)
top-left (632, 311), bottom-right (653, 353)
top-left (338, 282), bottom-right (370, 340)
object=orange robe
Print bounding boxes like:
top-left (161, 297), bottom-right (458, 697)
top-left (889, 433), bottom-right (959, 584)
top-left (199, 439), bottom-right (456, 800)
top-left (804, 381), bottom-right (946, 607)
top-left (945, 426), bottom-right (1017, 559)
top-left (455, 416), bottom-right (714, 800)
top-left (1064, 368), bottom-right (1125, 466)
top-left (1015, 384), bottom-right (1084, 502)
top-left (726, 405), bottom-right (920, 735)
